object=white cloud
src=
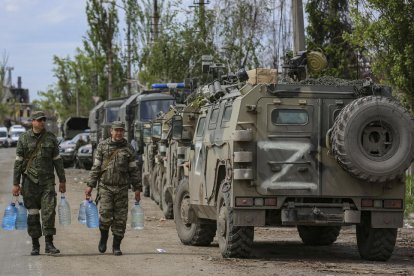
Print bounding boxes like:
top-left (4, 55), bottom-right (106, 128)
top-left (1, 0), bottom-right (38, 13)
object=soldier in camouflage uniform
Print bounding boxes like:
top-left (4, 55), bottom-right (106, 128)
top-left (85, 121), bottom-right (141, 256)
top-left (12, 111), bottom-right (66, 256)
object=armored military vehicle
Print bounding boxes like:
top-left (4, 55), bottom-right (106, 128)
top-left (144, 104), bottom-right (200, 218)
top-left (118, 91), bottom-right (175, 147)
top-left (170, 68), bottom-right (414, 261)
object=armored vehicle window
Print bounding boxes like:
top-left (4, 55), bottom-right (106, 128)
top-left (222, 106), bottom-right (232, 121)
top-left (196, 117), bottom-right (206, 137)
top-left (220, 106), bottom-right (232, 128)
top-left (107, 107), bottom-right (120, 123)
top-left (140, 99), bottom-right (175, 121)
top-left (271, 109), bottom-right (308, 125)
top-left (208, 108), bottom-right (219, 129)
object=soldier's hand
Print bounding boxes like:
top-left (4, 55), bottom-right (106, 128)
top-left (12, 184), bottom-right (21, 196)
top-left (85, 186), bottom-right (93, 199)
top-left (59, 182), bottom-right (66, 193)
top-left (135, 191), bottom-right (141, 202)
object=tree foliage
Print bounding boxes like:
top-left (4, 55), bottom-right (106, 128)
top-left (346, 0), bottom-right (414, 110)
top-left (306, 0), bottom-right (358, 79)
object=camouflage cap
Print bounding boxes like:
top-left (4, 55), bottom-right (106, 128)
top-left (111, 121), bottom-right (125, 129)
top-left (31, 111), bottom-right (47, 120)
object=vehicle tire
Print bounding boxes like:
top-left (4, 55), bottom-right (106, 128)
top-left (331, 96), bottom-right (414, 182)
top-left (154, 165), bottom-right (163, 205)
top-left (150, 164), bottom-right (160, 203)
top-left (217, 182), bottom-right (254, 258)
top-left (142, 166), bottom-right (150, 197)
top-left (297, 225), bottom-right (341, 246)
top-left (356, 215), bottom-right (397, 261)
top-left (173, 177), bottom-right (216, 246)
top-left (161, 174), bottom-right (173, 219)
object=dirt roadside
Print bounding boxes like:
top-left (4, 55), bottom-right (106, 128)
top-left (47, 168), bottom-right (414, 276)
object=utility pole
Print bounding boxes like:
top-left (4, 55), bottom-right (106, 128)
top-left (292, 0), bottom-right (305, 55)
top-left (126, 11), bottom-right (132, 96)
top-left (152, 0), bottom-right (159, 41)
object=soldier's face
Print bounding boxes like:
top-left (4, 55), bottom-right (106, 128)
top-left (111, 128), bottom-right (125, 141)
top-left (32, 118), bottom-right (46, 133)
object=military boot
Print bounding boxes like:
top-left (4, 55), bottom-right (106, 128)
top-left (45, 235), bottom-right (60, 254)
top-left (31, 238), bottom-right (40, 256)
top-left (112, 235), bottom-right (123, 256)
top-left (98, 229), bottom-right (109, 253)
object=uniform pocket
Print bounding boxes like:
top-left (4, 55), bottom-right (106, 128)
top-left (41, 143), bottom-right (54, 158)
top-left (117, 151), bottom-right (130, 172)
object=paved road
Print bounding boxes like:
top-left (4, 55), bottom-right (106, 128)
top-left (1, 147), bottom-right (414, 276)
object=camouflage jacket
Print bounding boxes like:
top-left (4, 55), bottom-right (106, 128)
top-left (87, 138), bottom-right (141, 192)
top-left (13, 129), bottom-right (66, 185)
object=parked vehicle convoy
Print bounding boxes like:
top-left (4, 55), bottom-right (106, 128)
top-left (85, 91), bottom-right (176, 176)
top-left (140, 57), bottom-right (414, 261)
top-left (143, 103), bottom-right (200, 219)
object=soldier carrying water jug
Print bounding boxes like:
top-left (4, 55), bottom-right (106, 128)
top-left (85, 121), bottom-right (141, 256)
top-left (12, 111), bottom-right (66, 256)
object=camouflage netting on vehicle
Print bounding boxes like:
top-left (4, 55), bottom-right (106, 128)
top-left (280, 76), bottom-right (385, 97)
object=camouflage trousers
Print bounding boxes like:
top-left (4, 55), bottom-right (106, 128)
top-left (98, 185), bottom-right (129, 238)
top-left (22, 177), bottom-right (57, 238)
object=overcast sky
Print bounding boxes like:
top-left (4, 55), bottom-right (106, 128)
top-left (0, 0), bottom-right (88, 100)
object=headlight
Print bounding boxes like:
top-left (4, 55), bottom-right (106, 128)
top-left (65, 148), bottom-right (75, 153)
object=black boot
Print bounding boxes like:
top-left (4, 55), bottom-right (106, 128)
top-left (45, 235), bottom-right (60, 254)
top-left (112, 235), bottom-right (123, 256)
top-left (31, 238), bottom-right (40, 256)
top-left (98, 229), bottom-right (109, 253)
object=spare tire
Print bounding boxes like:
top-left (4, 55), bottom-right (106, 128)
top-left (331, 96), bottom-right (414, 182)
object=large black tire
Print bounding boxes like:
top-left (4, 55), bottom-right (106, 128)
top-left (150, 164), bottom-right (161, 204)
top-left (356, 215), bottom-right (397, 261)
top-left (331, 96), bottom-right (414, 182)
top-left (297, 225), bottom-right (341, 246)
top-left (217, 183), bottom-right (254, 258)
top-left (161, 174), bottom-right (174, 219)
top-left (173, 177), bottom-right (216, 246)
top-left (142, 166), bottom-right (150, 197)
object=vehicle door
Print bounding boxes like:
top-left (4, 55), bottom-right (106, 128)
top-left (256, 97), bottom-right (320, 196)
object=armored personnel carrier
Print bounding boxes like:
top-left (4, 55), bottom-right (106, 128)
top-left (169, 66), bottom-right (414, 261)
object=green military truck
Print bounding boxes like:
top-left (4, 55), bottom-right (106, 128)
top-left (89, 97), bottom-right (128, 151)
top-left (170, 70), bottom-right (414, 261)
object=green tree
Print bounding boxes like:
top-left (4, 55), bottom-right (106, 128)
top-left (85, 0), bottom-right (121, 99)
top-left (213, 0), bottom-right (271, 71)
top-left (306, 0), bottom-right (358, 79)
top-left (347, 0), bottom-right (414, 110)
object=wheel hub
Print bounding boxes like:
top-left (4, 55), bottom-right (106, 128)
top-left (361, 122), bottom-right (393, 158)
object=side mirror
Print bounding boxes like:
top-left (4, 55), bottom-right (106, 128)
top-left (172, 115), bottom-right (183, 140)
